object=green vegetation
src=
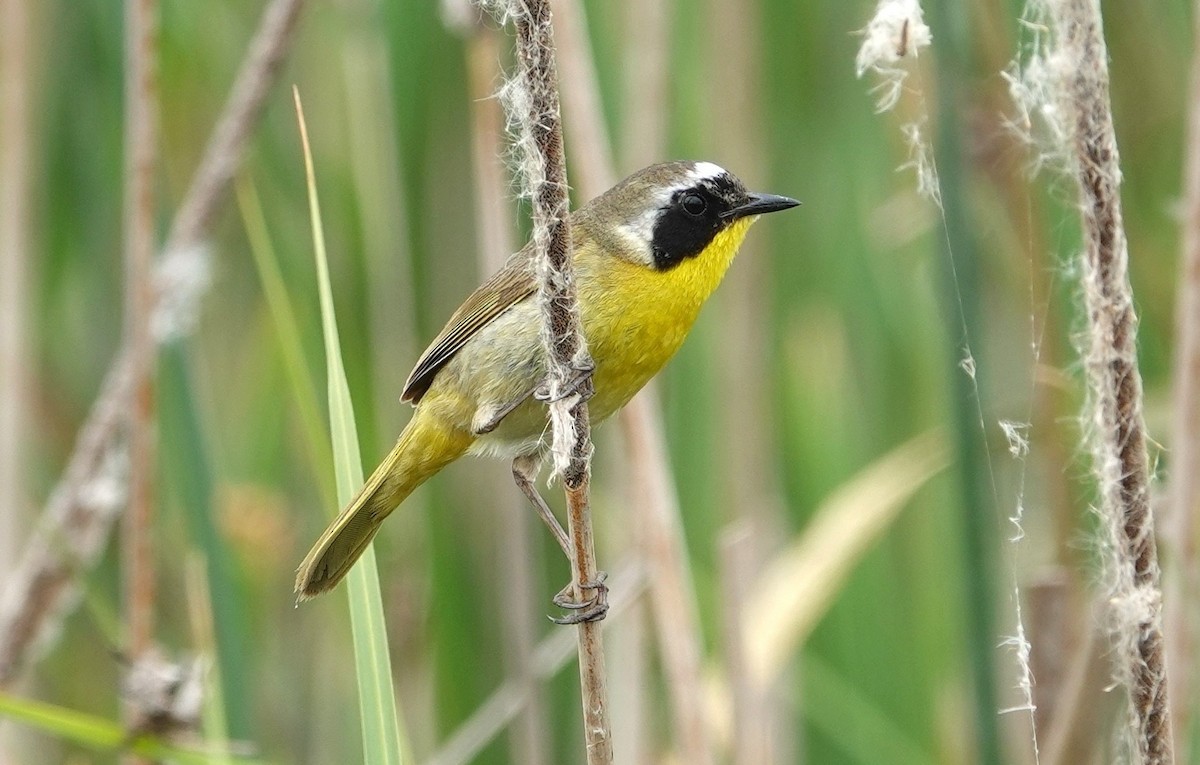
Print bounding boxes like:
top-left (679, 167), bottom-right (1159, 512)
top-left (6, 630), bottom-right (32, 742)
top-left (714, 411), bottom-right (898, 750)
top-left (4, 0), bottom-right (1191, 762)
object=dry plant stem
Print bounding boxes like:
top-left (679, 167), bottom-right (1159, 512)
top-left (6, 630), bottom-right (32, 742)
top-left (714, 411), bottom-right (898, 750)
top-left (122, 0), bottom-right (158, 671)
top-left (0, 0), bottom-right (31, 580)
top-left (548, 0), bottom-right (613, 205)
top-left (464, 28), bottom-right (516, 274)
top-left (621, 393), bottom-right (715, 763)
top-left (508, 0), bottom-right (612, 761)
top-left (618, 0), bottom-right (667, 168)
top-left (614, 1), bottom-right (714, 758)
top-left (1042, 614), bottom-right (1108, 764)
top-left (0, 47), bottom-right (30, 758)
top-left (701, 0), bottom-right (790, 749)
top-left (0, 0), bottom-right (32, 750)
top-left (1055, 0), bottom-right (1173, 760)
top-left (1164, 0), bottom-right (1200, 747)
top-left (425, 562), bottom-right (644, 765)
top-left (0, 0), bottom-right (306, 687)
top-left (706, 0), bottom-right (782, 530)
top-left (0, 362), bottom-right (129, 686)
top-left (719, 522), bottom-right (769, 765)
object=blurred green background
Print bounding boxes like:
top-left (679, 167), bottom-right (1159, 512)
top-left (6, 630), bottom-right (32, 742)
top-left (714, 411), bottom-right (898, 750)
top-left (3, 0), bottom-right (1193, 762)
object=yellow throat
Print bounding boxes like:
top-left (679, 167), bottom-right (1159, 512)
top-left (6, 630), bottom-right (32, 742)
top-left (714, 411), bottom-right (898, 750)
top-left (581, 216), bottom-right (756, 420)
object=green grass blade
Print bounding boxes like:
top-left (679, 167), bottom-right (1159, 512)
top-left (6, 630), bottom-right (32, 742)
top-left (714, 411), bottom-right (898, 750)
top-left (924, 3), bottom-right (1002, 763)
top-left (160, 344), bottom-right (251, 739)
top-left (0, 691), bottom-right (265, 765)
top-left (294, 86), bottom-right (406, 765)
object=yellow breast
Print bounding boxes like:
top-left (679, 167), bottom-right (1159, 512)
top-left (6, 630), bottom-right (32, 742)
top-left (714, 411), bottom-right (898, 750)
top-left (578, 216), bottom-right (755, 421)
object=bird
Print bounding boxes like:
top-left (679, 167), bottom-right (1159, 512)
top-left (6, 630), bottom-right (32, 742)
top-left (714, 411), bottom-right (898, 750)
top-left (294, 160), bottom-right (799, 616)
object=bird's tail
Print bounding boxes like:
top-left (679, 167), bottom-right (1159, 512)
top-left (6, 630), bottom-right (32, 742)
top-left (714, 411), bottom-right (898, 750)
top-left (295, 406), bottom-right (472, 600)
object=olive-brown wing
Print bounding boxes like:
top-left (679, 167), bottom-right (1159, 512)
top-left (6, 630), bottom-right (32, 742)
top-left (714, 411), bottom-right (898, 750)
top-left (401, 251), bottom-right (537, 403)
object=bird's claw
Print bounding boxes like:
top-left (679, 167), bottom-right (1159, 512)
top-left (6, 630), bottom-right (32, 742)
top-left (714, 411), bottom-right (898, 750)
top-left (549, 571), bottom-right (608, 624)
top-left (534, 360), bottom-right (595, 404)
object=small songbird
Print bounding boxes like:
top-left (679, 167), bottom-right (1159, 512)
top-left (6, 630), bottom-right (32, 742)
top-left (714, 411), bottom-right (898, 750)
top-left (295, 161), bottom-right (798, 612)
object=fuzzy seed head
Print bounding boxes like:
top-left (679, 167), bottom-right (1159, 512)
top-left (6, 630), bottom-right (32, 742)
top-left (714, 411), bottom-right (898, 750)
top-left (855, 0), bottom-right (932, 112)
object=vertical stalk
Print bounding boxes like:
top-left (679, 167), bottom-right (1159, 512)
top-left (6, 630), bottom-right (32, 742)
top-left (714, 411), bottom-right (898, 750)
top-left (922, 1), bottom-right (1002, 762)
top-left (0, 0), bottom-right (31, 577)
top-left (719, 522), bottom-right (767, 765)
top-left (0, 0), bottom-right (32, 756)
top-left (618, 0), bottom-right (667, 169)
top-left (707, 0), bottom-right (782, 525)
top-left (702, 0), bottom-right (791, 751)
top-left (122, 0), bottom-right (158, 669)
top-left (1052, 0), bottom-right (1173, 760)
top-left (1165, 0), bottom-right (1200, 751)
top-left (506, 1), bottom-right (612, 760)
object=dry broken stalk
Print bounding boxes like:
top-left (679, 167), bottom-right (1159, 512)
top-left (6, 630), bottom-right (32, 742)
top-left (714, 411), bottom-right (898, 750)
top-left (1052, 0), bottom-right (1174, 760)
top-left (0, 0), bottom-right (307, 687)
top-left (122, 7), bottom-right (159, 745)
top-left (501, 0), bottom-right (613, 761)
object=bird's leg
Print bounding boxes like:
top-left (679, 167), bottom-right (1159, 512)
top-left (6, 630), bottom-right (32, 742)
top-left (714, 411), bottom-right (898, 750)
top-left (510, 454), bottom-right (608, 623)
top-left (511, 454), bottom-right (571, 559)
top-left (472, 390), bottom-right (536, 436)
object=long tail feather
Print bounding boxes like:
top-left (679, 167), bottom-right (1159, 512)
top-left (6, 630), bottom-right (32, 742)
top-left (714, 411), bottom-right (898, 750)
top-left (295, 408), bottom-right (471, 599)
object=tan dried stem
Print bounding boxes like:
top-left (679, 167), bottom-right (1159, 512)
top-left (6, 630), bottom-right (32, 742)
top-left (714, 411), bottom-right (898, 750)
top-left (1040, 602), bottom-right (1110, 765)
top-left (122, 0), bottom-right (159, 679)
top-left (718, 522), bottom-right (769, 765)
top-left (1052, 0), bottom-right (1173, 760)
top-left (1164, 0), bottom-right (1200, 749)
top-left (0, 0), bottom-right (307, 688)
top-left (502, 0), bottom-right (612, 760)
top-left (0, 0), bottom-right (32, 748)
top-left (424, 562), bottom-right (644, 765)
top-left (0, 0), bottom-right (31, 587)
top-left (618, 0), bottom-right (667, 169)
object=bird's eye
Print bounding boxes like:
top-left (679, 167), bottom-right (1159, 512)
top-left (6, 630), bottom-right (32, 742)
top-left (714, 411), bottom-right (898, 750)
top-left (681, 193), bottom-right (707, 216)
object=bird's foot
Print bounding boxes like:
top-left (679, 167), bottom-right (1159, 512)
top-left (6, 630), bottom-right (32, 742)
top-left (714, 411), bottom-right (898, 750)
top-left (534, 359), bottom-right (595, 404)
top-left (549, 571), bottom-right (609, 624)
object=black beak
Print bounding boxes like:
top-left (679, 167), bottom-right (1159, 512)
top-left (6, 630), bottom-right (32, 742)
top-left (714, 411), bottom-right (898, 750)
top-left (722, 192), bottom-right (801, 220)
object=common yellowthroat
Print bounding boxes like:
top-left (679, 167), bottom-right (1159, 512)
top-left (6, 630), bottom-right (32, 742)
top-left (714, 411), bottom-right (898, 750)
top-left (295, 161), bottom-right (798, 602)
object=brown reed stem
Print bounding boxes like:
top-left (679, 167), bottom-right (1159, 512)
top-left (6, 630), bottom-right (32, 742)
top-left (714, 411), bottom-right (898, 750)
top-left (425, 562), bottom-right (644, 765)
top-left (1053, 0), bottom-right (1173, 760)
top-left (0, 0), bottom-right (32, 581)
top-left (123, 0), bottom-right (158, 655)
top-left (0, 0), bottom-right (306, 688)
top-left (505, 0), bottom-right (612, 760)
top-left (1164, 0), bottom-right (1200, 750)
top-left (718, 522), bottom-right (769, 765)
